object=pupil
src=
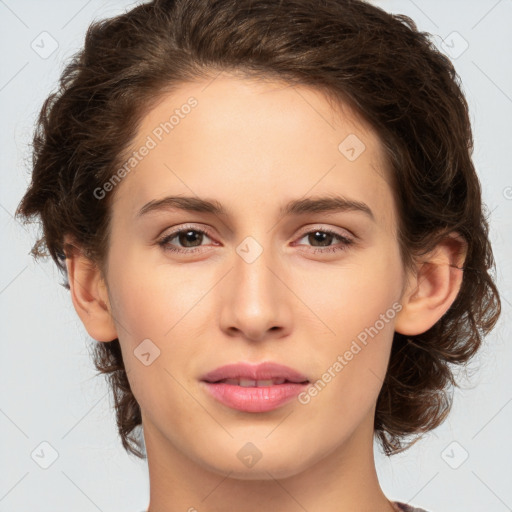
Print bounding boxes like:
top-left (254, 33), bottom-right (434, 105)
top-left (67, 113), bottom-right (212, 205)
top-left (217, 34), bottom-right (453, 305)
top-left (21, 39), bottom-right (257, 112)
top-left (310, 231), bottom-right (331, 247)
top-left (180, 230), bottom-right (201, 247)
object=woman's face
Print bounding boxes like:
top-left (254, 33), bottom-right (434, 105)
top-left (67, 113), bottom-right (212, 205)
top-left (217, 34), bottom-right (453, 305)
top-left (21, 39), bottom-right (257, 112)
top-left (103, 75), bottom-right (407, 478)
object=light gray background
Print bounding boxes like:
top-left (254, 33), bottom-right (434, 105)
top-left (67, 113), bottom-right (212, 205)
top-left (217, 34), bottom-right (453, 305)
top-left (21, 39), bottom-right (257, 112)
top-left (1, 1), bottom-right (511, 511)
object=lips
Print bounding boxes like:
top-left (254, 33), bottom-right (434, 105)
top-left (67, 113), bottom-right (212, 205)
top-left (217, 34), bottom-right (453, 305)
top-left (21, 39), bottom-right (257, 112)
top-left (200, 361), bottom-right (310, 385)
top-left (200, 362), bottom-right (310, 413)
top-left (219, 378), bottom-right (289, 386)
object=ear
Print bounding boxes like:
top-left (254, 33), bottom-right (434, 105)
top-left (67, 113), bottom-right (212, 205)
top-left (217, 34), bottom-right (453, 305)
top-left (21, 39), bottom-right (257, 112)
top-left (64, 236), bottom-right (118, 342)
top-left (394, 232), bottom-right (467, 336)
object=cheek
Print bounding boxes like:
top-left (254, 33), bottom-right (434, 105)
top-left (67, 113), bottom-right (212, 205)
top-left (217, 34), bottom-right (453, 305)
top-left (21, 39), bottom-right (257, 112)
top-left (104, 252), bottom-right (209, 395)
top-left (304, 244), bottom-right (402, 409)
top-left (304, 240), bottom-right (403, 337)
top-left (303, 310), bottom-right (396, 430)
top-left (106, 251), bottom-right (198, 339)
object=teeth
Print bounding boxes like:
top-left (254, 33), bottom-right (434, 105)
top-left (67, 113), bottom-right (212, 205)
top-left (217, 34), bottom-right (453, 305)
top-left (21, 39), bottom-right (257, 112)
top-left (223, 378), bottom-right (287, 387)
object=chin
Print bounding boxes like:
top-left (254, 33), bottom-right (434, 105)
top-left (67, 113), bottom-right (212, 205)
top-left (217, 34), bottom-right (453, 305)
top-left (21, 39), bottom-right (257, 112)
top-left (197, 445), bottom-right (317, 481)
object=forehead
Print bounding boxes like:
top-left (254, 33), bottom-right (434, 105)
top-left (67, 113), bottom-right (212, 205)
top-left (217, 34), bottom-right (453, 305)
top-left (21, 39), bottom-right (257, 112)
top-left (112, 75), bottom-right (397, 234)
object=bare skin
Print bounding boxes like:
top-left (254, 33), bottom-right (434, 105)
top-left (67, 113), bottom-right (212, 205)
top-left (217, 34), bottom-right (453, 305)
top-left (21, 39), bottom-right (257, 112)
top-left (65, 73), bottom-right (466, 512)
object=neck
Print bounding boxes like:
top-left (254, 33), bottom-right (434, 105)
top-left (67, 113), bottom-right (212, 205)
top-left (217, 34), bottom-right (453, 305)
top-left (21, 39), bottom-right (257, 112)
top-left (143, 411), bottom-right (396, 512)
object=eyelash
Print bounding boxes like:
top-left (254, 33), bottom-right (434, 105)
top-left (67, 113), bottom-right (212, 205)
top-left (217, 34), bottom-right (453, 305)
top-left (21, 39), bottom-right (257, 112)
top-left (157, 224), bottom-right (354, 255)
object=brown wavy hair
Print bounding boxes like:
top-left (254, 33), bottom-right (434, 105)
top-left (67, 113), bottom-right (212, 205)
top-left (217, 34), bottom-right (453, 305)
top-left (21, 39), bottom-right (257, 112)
top-left (16, 0), bottom-right (501, 458)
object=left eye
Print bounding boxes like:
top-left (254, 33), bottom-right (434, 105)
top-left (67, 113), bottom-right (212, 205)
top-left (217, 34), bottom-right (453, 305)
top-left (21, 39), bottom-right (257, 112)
top-left (294, 229), bottom-right (354, 253)
top-left (157, 227), bottom-right (354, 254)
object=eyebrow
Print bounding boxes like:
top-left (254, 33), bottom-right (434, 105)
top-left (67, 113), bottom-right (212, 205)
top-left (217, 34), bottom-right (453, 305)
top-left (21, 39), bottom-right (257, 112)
top-left (136, 195), bottom-right (375, 221)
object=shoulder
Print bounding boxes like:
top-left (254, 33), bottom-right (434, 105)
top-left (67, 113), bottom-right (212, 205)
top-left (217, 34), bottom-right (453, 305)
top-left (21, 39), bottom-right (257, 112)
top-left (392, 501), bottom-right (431, 512)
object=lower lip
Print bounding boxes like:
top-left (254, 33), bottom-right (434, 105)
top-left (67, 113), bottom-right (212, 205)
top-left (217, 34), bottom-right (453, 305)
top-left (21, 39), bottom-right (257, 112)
top-left (201, 381), bottom-right (309, 412)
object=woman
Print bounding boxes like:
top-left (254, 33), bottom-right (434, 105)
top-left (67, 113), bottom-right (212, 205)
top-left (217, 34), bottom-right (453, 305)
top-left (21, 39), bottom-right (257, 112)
top-left (16, 0), bottom-right (501, 510)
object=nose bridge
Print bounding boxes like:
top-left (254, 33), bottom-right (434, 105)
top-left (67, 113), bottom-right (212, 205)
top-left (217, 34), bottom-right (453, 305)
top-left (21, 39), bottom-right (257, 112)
top-left (220, 232), bottom-right (288, 339)
top-left (234, 234), bottom-right (279, 308)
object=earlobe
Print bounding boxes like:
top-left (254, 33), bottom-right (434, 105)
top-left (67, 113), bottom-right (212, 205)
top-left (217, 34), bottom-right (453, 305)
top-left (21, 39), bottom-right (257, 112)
top-left (394, 232), bottom-right (467, 336)
top-left (64, 238), bottom-right (118, 342)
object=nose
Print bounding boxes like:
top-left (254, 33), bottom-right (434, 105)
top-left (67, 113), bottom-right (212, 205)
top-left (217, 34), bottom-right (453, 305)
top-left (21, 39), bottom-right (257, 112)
top-left (219, 240), bottom-right (292, 342)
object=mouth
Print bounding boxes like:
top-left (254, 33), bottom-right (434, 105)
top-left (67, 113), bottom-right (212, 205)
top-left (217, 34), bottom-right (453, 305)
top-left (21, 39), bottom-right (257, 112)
top-left (200, 374), bottom-right (310, 412)
top-left (200, 361), bottom-right (310, 384)
top-left (199, 361), bottom-right (311, 412)
top-left (206, 377), bottom-right (310, 387)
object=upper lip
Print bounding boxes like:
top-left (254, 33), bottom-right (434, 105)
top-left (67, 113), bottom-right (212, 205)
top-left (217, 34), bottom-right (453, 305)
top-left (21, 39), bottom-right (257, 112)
top-left (200, 361), bottom-right (309, 383)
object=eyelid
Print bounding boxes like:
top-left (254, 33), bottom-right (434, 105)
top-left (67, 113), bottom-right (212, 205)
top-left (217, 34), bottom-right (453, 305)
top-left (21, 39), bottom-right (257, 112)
top-left (157, 222), bottom-right (356, 256)
top-left (295, 224), bottom-right (354, 240)
top-left (157, 223), bottom-right (216, 240)
top-left (158, 223), bottom-right (354, 243)
top-left (156, 223), bottom-right (218, 254)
